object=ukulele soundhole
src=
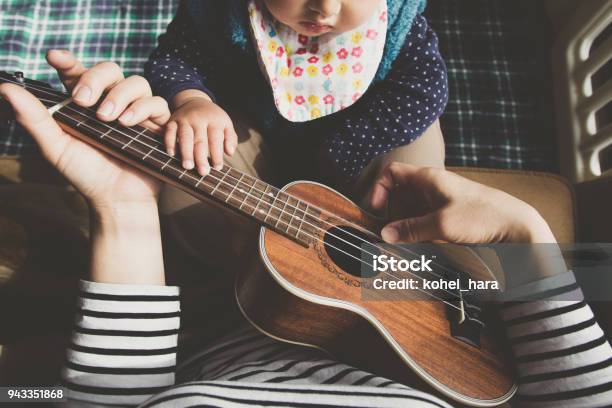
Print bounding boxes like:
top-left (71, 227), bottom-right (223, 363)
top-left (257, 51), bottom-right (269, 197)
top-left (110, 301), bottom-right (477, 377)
top-left (323, 226), bottom-right (380, 279)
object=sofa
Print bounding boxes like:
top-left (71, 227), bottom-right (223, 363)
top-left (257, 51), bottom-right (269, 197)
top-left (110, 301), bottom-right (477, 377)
top-left (1, 1), bottom-right (611, 405)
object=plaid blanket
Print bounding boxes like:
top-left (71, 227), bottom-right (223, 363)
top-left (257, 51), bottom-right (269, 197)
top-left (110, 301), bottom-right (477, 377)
top-left (425, 0), bottom-right (556, 172)
top-left (0, 0), bottom-right (557, 172)
top-left (0, 0), bottom-right (177, 154)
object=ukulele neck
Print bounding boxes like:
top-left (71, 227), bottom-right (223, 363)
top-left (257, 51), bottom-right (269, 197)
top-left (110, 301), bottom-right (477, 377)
top-left (52, 99), bottom-right (317, 247)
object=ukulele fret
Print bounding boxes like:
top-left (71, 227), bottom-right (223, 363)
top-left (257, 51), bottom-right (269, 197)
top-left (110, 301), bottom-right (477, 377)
top-left (225, 171), bottom-right (243, 203)
top-left (194, 174), bottom-right (215, 194)
top-left (161, 158), bottom-right (172, 170)
top-left (248, 181), bottom-right (261, 215)
top-left (286, 197), bottom-right (299, 234)
top-left (275, 193), bottom-right (292, 233)
top-left (142, 148), bottom-right (154, 160)
top-left (239, 175), bottom-right (257, 210)
top-left (122, 127), bottom-right (147, 149)
top-left (211, 167), bottom-right (230, 195)
top-left (63, 107), bottom-right (143, 156)
top-left (274, 193), bottom-right (290, 228)
top-left (259, 185), bottom-right (273, 221)
top-left (195, 175), bottom-right (205, 188)
top-left (263, 187), bottom-right (279, 223)
top-left (296, 203), bottom-right (309, 241)
top-left (100, 129), bottom-right (112, 139)
top-left (122, 132), bottom-right (138, 149)
top-left (235, 171), bottom-right (254, 208)
top-left (250, 180), bottom-right (267, 217)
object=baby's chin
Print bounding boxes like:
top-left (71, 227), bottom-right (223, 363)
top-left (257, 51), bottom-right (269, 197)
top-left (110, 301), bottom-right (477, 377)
top-left (295, 30), bottom-right (330, 38)
top-left (289, 20), bottom-right (368, 38)
top-left (287, 21), bottom-right (336, 37)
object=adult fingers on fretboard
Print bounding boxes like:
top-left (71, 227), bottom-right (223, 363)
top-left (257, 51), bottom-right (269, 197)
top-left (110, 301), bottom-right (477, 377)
top-left (96, 75), bottom-right (153, 122)
top-left (46, 49), bottom-right (87, 91)
top-left (70, 61), bottom-right (125, 107)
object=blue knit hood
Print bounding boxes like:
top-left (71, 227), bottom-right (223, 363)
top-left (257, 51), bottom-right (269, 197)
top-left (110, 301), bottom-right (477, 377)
top-left (222, 0), bottom-right (427, 82)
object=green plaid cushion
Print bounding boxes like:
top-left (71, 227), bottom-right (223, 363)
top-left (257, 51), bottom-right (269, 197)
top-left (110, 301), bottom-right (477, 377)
top-left (425, 0), bottom-right (557, 172)
top-left (0, 0), bottom-right (177, 154)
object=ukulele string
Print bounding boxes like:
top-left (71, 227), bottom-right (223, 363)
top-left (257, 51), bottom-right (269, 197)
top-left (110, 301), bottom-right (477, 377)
top-left (33, 100), bottom-right (466, 311)
top-left (15, 79), bottom-right (468, 297)
top-left (18, 80), bottom-right (463, 288)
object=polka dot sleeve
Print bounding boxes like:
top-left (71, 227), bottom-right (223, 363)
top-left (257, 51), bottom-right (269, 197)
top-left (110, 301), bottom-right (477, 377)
top-left (144, 3), bottom-right (218, 104)
top-left (322, 15), bottom-right (449, 180)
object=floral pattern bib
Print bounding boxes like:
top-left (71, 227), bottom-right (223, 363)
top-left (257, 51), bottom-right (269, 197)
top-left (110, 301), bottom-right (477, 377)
top-left (248, 0), bottom-right (388, 122)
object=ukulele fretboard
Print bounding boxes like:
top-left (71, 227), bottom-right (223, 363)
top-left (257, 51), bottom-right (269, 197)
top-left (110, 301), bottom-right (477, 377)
top-left (53, 100), bottom-right (320, 247)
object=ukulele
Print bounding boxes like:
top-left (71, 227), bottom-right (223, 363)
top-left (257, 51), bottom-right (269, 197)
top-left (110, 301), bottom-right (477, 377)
top-left (0, 72), bottom-right (516, 407)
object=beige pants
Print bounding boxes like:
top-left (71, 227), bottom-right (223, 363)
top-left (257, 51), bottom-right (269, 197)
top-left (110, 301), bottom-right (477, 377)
top-left (159, 121), bottom-right (444, 278)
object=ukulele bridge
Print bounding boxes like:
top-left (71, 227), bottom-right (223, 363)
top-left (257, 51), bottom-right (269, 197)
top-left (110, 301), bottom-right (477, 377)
top-left (447, 275), bottom-right (485, 348)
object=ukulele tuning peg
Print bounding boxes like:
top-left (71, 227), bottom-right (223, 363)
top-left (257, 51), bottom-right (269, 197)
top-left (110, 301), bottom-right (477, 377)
top-left (14, 71), bottom-right (25, 86)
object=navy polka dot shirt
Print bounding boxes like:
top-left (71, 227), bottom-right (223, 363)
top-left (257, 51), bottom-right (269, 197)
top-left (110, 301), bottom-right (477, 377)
top-left (145, 8), bottom-right (448, 184)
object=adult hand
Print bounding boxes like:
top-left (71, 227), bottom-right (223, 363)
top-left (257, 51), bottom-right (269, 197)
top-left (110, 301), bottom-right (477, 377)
top-left (0, 50), bottom-right (171, 211)
top-left (0, 50), bottom-right (171, 284)
top-left (370, 163), bottom-right (556, 244)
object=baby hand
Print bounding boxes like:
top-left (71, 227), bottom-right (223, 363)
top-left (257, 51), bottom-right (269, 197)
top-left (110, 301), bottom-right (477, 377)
top-left (165, 94), bottom-right (237, 175)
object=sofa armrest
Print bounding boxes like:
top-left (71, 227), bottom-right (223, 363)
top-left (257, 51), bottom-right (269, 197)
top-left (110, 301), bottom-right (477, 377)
top-left (450, 167), bottom-right (576, 243)
top-left (575, 175), bottom-right (612, 339)
top-left (576, 175), bottom-right (612, 242)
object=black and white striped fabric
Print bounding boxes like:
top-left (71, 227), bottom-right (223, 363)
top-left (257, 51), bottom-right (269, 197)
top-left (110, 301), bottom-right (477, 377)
top-left (62, 275), bottom-right (612, 407)
top-left (63, 281), bottom-right (180, 406)
top-left (499, 272), bottom-right (612, 407)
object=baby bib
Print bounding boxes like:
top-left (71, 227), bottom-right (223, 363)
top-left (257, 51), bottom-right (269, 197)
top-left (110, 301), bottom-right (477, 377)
top-left (248, 0), bottom-right (388, 122)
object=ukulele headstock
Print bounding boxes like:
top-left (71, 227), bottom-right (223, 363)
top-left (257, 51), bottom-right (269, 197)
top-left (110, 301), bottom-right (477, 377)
top-left (0, 71), bottom-right (64, 111)
top-left (0, 71), bottom-right (54, 88)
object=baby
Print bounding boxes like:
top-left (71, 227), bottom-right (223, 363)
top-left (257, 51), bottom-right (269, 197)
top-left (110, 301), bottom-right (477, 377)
top-left (145, 0), bottom-right (448, 194)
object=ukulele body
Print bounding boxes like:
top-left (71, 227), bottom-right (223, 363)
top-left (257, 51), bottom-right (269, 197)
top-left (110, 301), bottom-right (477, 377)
top-left (235, 180), bottom-right (516, 407)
